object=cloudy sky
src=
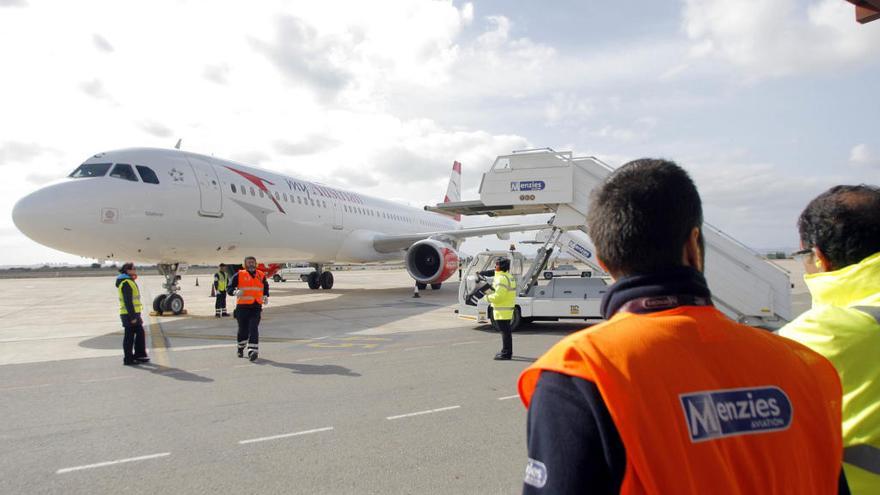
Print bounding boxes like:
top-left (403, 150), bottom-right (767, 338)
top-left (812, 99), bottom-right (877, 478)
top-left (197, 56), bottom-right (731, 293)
top-left (1, 0), bottom-right (878, 265)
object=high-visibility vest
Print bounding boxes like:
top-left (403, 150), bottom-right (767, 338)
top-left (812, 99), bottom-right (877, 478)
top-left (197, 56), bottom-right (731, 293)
top-left (780, 251), bottom-right (880, 494)
top-left (519, 305), bottom-right (843, 495)
top-left (118, 278), bottom-right (142, 315)
top-left (215, 271), bottom-right (228, 292)
top-left (237, 270), bottom-right (265, 305)
top-left (488, 271), bottom-right (517, 320)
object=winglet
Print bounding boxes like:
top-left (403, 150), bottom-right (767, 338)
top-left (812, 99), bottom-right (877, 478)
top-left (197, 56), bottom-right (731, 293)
top-left (174, 139), bottom-right (182, 150)
top-left (443, 161), bottom-right (462, 222)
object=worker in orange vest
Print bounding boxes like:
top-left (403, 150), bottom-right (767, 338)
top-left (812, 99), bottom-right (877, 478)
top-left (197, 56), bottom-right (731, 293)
top-left (227, 256), bottom-right (269, 361)
top-left (518, 159), bottom-right (848, 494)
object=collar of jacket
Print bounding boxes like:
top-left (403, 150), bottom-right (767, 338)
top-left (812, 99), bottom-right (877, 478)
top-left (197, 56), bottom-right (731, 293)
top-left (600, 265), bottom-right (712, 319)
top-left (805, 251), bottom-right (880, 307)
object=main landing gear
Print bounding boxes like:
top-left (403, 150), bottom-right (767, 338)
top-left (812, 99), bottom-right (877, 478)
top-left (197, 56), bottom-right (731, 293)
top-left (306, 264), bottom-right (334, 290)
top-left (152, 263), bottom-right (187, 315)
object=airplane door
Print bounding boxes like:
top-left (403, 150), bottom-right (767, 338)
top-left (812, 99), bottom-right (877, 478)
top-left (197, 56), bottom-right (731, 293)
top-left (332, 200), bottom-right (344, 230)
top-left (187, 157), bottom-right (223, 218)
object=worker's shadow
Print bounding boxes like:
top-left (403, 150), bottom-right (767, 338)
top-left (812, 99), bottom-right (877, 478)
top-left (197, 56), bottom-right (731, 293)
top-left (507, 356), bottom-right (537, 363)
top-left (134, 363), bottom-right (214, 383)
top-left (255, 358), bottom-right (361, 377)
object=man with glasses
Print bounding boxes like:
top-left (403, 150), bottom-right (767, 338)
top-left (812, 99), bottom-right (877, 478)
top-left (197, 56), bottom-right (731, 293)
top-left (780, 184), bottom-right (880, 495)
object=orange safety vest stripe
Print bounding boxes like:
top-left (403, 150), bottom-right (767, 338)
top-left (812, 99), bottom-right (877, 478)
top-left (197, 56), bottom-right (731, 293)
top-left (237, 270), bottom-right (265, 305)
top-left (519, 305), bottom-right (843, 495)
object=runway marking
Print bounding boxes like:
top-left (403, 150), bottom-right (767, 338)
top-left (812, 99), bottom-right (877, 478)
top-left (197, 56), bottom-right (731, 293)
top-left (386, 405), bottom-right (461, 420)
top-left (0, 383), bottom-right (53, 392)
top-left (451, 340), bottom-right (486, 346)
top-left (239, 426), bottom-right (334, 445)
top-left (403, 345), bottom-right (436, 352)
top-left (351, 350), bottom-right (388, 356)
top-left (497, 395), bottom-right (519, 401)
top-left (144, 291), bottom-right (171, 368)
top-left (56, 452), bottom-right (171, 474)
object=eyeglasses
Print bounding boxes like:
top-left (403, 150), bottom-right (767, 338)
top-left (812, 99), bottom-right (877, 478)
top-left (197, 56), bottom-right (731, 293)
top-left (791, 248), bottom-right (813, 261)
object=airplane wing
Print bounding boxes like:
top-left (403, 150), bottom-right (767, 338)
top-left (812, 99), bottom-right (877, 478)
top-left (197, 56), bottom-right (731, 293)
top-left (372, 223), bottom-right (550, 253)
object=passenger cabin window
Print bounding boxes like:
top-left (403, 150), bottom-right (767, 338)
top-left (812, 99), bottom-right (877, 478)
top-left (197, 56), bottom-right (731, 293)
top-left (135, 165), bottom-right (160, 184)
top-left (231, 184), bottom-right (237, 193)
top-left (69, 163), bottom-right (112, 178)
top-left (109, 163), bottom-right (138, 182)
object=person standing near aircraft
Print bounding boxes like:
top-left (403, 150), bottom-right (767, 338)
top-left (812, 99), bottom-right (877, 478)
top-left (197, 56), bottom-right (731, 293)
top-left (213, 263), bottom-right (230, 318)
top-left (227, 256), bottom-right (269, 361)
top-left (488, 257), bottom-right (516, 360)
top-left (116, 262), bottom-right (149, 366)
top-left (779, 184), bottom-right (880, 494)
top-left (518, 159), bottom-right (848, 494)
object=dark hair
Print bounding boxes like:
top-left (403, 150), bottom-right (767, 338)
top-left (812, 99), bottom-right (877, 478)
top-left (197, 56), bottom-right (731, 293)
top-left (118, 262), bottom-right (135, 274)
top-left (219, 263), bottom-right (226, 268)
top-left (798, 184), bottom-right (880, 269)
top-left (496, 257), bottom-right (511, 271)
top-left (244, 256), bottom-right (256, 263)
top-left (587, 158), bottom-right (703, 275)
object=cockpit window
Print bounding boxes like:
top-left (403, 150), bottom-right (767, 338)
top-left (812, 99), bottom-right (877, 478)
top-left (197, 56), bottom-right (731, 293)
top-left (69, 163), bottom-right (112, 178)
top-left (109, 163), bottom-right (139, 182)
top-left (136, 165), bottom-right (160, 184)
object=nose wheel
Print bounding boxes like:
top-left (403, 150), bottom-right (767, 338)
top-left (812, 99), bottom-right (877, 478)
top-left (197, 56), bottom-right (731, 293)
top-left (307, 264), bottom-right (334, 290)
top-left (153, 263), bottom-right (187, 315)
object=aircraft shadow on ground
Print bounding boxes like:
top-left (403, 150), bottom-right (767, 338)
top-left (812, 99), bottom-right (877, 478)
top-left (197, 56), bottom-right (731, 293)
top-left (254, 358), bottom-right (360, 377)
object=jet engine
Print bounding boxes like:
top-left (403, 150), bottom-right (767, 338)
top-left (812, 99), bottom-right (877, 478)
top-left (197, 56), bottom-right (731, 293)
top-left (405, 239), bottom-right (460, 284)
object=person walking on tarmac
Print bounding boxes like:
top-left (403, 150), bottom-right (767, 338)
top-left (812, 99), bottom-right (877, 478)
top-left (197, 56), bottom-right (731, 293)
top-left (227, 256), bottom-right (269, 362)
top-left (518, 159), bottom-right (849, 494)
top-left (487, 257), bottom-right (516, 360)
top-left (116, 262), bottom-right (149, 366)
top-left (213, 263), bottom-right (230, 318)
top-left (779, 184), bottom-right (880, 495)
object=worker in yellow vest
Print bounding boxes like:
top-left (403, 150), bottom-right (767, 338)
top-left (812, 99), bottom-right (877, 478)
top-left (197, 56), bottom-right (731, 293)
top-left (116, 262), bottom-right (149, 366)
top-left (779, 184), bottom-right (880, 495)
top-left (487, 257), bottom-right (516, 360)
top-left (214, 263), bottom-right (230, 318)
top-left (518, 159), bottom-right (848, 494)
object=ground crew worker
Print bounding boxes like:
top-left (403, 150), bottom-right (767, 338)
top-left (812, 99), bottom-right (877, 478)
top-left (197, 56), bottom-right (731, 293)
top-left (214, 263), bottom-right (229, 318)
top-left (227, 256), bottom-right (269, 361)
top-left (116, 262), bottom-right (149, 366)
top-left (518, 159), bottom-right (848, 494)
top-left (779, 184), bottom-right (880, 495)
top-left (487, 257), bottom-right (516, 360)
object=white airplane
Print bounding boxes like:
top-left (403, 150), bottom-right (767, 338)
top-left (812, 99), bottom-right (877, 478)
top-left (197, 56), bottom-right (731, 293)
top-left (12, 147), bottom-right (546, 314)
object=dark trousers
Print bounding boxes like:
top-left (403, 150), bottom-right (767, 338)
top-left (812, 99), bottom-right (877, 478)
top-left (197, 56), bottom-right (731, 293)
top-left (121, 314), bottom-right (147, 361)
top-left (215, 292), bottom-right (227, 313)
top-left (236, 305), bottom-right (261, 350)
top-left (496, 319), bottom-right (512, 356)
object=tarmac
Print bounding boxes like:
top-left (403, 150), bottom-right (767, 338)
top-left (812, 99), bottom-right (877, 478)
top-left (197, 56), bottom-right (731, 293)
top-left (0, 262), bottom-right (808, 494)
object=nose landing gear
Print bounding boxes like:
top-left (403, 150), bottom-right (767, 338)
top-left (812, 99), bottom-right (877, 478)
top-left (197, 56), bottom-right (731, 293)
top-left (151, 263), bottom-right (187, 315)
top-left (306, 264), bottom-right (334, 290)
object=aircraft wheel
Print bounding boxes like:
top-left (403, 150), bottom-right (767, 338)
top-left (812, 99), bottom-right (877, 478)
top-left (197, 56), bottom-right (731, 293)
top-left (273, 274), bottom-right (283, 283)
top-left (543, 272), bottom-right (553, 280)
top-left (152, 294), bottom-right (167, 313)
top-left (307, 271), bottom-right (321, 290)
top-left (320, 271), bottom-right (334, 290)
top-left (161, 294), bottom-right (185, 315)
top-left (430, 283), bottom-right (442, 290)
top-left (416, 282), bottom-right (428, 290)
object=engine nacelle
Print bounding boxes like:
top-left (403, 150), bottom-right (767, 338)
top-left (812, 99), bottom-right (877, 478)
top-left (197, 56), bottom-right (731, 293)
top-left (405, 239), bottom-right (460, 284)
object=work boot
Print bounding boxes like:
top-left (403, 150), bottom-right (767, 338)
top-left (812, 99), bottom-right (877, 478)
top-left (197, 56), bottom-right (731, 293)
top-left (123, 358), bottom-right (137, 366)
top-left (221, 312), bottom-right (230, 317)
top-left (248, 349), bottom-right (258, 362)
top-left (237, 347), bottom-right (244, 358)
top-left (134, 356), bottom-right (150, 364)
top-left (494, 352), bottom-right (512, 361)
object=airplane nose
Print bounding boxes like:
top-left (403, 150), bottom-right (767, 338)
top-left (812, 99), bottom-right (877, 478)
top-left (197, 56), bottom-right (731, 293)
top-left (12, 187), bottom-right (64, 246)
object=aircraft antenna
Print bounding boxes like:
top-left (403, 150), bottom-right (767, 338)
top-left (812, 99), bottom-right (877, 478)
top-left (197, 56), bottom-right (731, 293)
top-left (174, 139), bottom-right (182, 150)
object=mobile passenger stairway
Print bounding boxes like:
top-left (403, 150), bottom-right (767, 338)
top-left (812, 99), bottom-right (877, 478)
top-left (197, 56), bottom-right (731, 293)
top-left (427, 148), bottom-right (793, 328)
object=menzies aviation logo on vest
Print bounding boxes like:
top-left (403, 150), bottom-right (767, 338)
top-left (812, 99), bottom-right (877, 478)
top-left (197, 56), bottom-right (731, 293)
top-left (510, 180), bottom-right (545, 192)
top-left (679, 386), bottom-right (793, 443)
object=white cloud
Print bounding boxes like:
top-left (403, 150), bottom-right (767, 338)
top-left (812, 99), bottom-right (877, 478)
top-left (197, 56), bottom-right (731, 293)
top-left (849, 143), bottom-right (880, 168)
top-left (682, 0), bottom-right (880, 80)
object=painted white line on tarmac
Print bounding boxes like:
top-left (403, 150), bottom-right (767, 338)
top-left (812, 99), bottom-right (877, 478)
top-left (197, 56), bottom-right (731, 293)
top-left (0, 383), bottom-right (53, 392)
top-left (387, 405), bottom-right (461, 420)
top-left (451, 340), bottom-right (485, 346)
top-left (351, 351), bottom-right (388, 356)
top-left (56, 452), bottom-right (171, 474)
top-left (403, 345), bottom-right (436, 352)
top-left (239, 426), bottom-right (334, 445)
top-left (498, 395), bottom-right (519, 401)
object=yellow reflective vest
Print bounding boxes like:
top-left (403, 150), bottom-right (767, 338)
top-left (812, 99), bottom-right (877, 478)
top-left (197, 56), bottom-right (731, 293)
top-left (779, 251), bottom-right (880, 495)
top-left (117, 277), bottom-right (142, 315)
top-left (215, 271), bottom-right (228, 292)
top-left (487, 270), bottom-right (517, 320)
